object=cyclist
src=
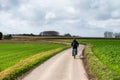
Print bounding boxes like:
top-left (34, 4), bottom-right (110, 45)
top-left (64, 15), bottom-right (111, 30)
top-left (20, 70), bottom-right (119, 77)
top-left (71, 39), bottom-right (79, 57)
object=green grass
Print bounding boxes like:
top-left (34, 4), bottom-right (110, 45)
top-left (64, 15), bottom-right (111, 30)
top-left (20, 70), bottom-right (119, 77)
top-left (0, 47), bottom-right (69, 80)
top-left (0, 42), bottom-right (65, 71)
top-left (0, 41), bottom-right (69, 80)
top-left (79, 39), bottom-right (120, 80)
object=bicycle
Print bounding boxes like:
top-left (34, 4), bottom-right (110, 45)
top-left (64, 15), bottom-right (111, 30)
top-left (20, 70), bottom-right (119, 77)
top-left (72, 48), bottom-right (77, 59)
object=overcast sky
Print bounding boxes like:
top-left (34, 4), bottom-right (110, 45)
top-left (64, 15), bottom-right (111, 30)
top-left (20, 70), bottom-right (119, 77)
top-left (0, 0), bottom-right (120, 37)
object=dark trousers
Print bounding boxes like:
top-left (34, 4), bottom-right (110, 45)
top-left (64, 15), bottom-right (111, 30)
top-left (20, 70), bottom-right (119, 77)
top-left (72, 48), bottom-right (77, 56)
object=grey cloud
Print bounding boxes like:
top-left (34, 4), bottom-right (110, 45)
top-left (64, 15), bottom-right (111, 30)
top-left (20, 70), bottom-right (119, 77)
top-left (0, 0), bottom-right (27, 11)
top-left (73, 0), bottom-right (120, 20)
top-left (0, 0), bottom-right (120, 36)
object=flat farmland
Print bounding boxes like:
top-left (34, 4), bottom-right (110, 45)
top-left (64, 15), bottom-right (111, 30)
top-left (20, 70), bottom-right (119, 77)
top-left (0, 42), bottom-right (65, 71)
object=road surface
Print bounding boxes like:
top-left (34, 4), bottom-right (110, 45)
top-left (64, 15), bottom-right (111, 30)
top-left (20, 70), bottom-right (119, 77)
top-left (21, 45), bottom-right (88, 80)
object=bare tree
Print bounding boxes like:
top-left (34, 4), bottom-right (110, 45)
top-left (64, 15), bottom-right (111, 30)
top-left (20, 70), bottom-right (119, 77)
top-left (104, 31), bottom-right (113, 38)
top-left (114, 33), bottom-right (120, 38)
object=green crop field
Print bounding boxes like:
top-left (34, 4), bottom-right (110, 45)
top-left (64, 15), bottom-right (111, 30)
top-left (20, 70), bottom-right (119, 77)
top-left (0, 41), bottom-right (69, 80)
top-left (0, 42), bottom-right (65, 71)
top-left (79, 39), bottom-right (120, 80)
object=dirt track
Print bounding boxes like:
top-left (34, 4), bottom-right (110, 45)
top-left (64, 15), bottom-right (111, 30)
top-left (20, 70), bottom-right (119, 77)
top-left (21, 45), bottom-right (88, 80)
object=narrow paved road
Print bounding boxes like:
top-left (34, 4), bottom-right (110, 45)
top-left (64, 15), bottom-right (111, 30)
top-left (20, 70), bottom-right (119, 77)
top-left (21, 45), bottom-right (88, 80)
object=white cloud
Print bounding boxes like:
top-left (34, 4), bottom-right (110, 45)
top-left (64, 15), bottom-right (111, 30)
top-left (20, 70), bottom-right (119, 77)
top-left (111, 11), bottom-right (120, 19)
top-left (66, 7), bottom-right (77, 14)
top-left (45, 12), bottom-right (56, 20)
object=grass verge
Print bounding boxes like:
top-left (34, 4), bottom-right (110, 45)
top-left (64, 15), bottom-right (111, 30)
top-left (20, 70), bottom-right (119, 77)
top-left (84, 44), bottom-right (120, 80)
top-left (0, 46), bottom-right (69, 80)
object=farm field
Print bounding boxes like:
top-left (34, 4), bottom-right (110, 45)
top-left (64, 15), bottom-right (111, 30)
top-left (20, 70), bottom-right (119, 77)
top-left (0, 40), bottom-right (69, 80)
top-left (79, 39), bottom-right (120, 80)
top-left (1, 38), bottom-right (120, 80)
top-left (0, 42), bottom-right (65, 71)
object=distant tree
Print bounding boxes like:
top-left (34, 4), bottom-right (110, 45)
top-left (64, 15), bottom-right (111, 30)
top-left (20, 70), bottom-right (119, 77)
top-left (114, 33), bottom-right (120, 38)
top-left (30, 33), bottom-right (34, 36)
top-left (104, 31), bottom-right (113, 38)
top-left (64, 33), bottom-right (71, 37)
top-left (4, 34), bottom-right (12, 40)
top-left (21, 33), bottom-right (35, 36)
top-left (104, 32), bottom-right (108, 38)
top-left (40, 31), bottom-right (59, 36)
top-left (0, 32), bottom-right (3, 40)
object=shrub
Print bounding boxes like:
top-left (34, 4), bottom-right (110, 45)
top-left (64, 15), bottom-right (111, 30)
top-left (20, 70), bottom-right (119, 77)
top-left (4, 35), bottom-right (12, 40)
top-left (0, 32), bottom-right (3, 40)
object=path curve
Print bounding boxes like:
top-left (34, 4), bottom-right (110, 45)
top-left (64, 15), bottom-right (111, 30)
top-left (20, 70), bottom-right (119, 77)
top-left (21, 45), bottom-right (88, 80)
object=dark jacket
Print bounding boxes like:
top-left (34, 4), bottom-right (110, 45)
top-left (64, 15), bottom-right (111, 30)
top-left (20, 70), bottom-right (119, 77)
top-left (71, 40), bottom-right (79, 49)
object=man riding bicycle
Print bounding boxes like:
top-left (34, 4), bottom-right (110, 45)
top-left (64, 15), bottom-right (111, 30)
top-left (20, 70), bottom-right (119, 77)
top-left (71, 39), bottom-right (79, 57)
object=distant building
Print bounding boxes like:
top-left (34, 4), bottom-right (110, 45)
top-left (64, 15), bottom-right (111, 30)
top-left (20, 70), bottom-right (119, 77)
top-left (104, 31), bottom-right (114, 38)
top-left (40, 31), bottom-right (59, 36)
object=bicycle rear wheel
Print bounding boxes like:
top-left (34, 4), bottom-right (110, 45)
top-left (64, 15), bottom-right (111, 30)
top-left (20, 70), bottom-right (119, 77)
top-left (73, 49), bottom-right (77, 59)
top-left (74, 54), bottom-right (76, 59)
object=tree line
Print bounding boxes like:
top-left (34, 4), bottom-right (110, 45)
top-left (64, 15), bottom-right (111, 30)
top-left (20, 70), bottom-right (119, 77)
top-left (0, 31), bottom-right (72, 40)
top-left (9, 31), bottom-right (71, 37)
